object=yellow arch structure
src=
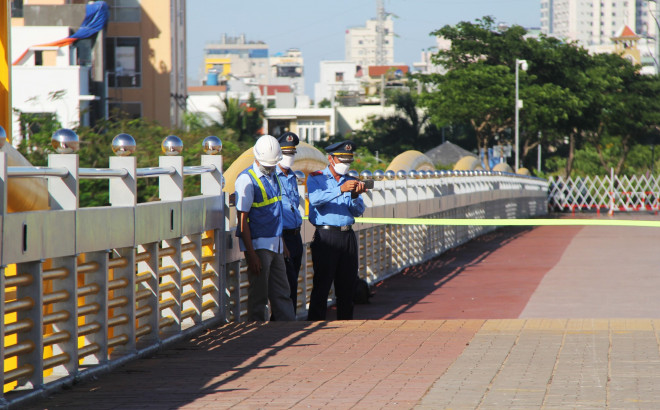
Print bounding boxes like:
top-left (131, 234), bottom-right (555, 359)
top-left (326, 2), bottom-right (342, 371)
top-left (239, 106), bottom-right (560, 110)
top-left (385, 150), bottom-right (434, 172)
top-left (453, 156), bottom-right (483, 171)
top-left (223, 140), bottom-right (328, 193)
top-left (492, 162), bottom-right (514, 173)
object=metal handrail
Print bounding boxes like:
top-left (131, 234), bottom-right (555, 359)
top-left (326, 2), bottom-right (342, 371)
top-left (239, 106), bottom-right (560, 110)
top-left (7, 166), bottom-right (68, 178)
top-left (6, 164), bottom-right (217, 179)
top-left (79, 168), bottom-right (129, 178)
top-left (136, 166), bottom-right (176, 178)
top-left (183, 165), bottom-right (216, 176)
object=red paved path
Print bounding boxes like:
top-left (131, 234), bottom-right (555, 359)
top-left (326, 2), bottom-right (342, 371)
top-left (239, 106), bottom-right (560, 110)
top-left (345, 226), bottom-right (583, 320)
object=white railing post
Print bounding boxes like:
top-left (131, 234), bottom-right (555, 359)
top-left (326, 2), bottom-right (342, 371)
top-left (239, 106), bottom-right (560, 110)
top-left (136, 242), bottom-right (159, 346)
top-left (158, 156), bottom-right (183, 336)
top-left (46, 153), bottom-right (79, 378)
top-left (200, 155), bottom-right (224, 320)
top-left (14, 261), bottom-right (44, 390)
top-left (109, 156), bottom-right (137, 206)
top-left (106, 156), bottom-right (138, 357)
top-left (80, 250), bottom-right (109, 365)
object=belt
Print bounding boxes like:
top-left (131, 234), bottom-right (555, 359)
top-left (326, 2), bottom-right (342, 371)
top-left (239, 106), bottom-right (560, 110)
top-left (282, 228), bottom-right (301, 235)
top-left (316, 225), bottom-right (353, 232)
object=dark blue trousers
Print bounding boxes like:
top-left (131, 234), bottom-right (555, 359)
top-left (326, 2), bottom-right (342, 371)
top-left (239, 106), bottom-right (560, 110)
top-left (307, 228), bottom-right (358, 321)
top-left (282, 230), bottom-right (303, 313)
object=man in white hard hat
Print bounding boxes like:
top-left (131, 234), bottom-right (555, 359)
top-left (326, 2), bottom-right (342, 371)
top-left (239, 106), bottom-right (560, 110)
top-left (234, 135), bottom-right (295, 321)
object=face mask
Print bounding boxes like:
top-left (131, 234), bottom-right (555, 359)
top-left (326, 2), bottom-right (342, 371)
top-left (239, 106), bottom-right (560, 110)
top-left (259, 164), bottom-right (276, 175)
top-left (333, 161), bottom-right (350, 176)
top-left (279, 155), bottom-right (295, 169)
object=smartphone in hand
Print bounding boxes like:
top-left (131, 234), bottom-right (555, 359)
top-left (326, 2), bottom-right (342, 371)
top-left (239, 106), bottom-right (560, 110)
top-left (363, 180), bottom-right (374, 189)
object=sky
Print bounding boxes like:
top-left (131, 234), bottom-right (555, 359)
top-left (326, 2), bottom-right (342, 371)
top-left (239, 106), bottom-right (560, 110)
top-left (186, 0), bottom-right (541, 102)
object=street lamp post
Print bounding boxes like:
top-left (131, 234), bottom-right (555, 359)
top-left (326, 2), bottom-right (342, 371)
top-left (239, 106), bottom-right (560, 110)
top-left (514, 59), bottom-right (528, 171)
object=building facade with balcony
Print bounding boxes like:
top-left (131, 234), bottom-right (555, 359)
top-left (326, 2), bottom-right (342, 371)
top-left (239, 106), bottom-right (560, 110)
top-left (10, 0), bottom-right (187, 130)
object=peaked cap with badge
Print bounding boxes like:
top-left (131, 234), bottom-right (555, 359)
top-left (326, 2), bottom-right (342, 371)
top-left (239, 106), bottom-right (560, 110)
top-left (277, 132), bottom-right (299, 150)
top-left (325, 140), bottom-right (356, 157)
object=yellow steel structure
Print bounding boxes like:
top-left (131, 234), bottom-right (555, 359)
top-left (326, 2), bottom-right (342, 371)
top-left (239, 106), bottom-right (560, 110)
top-left (0, 0), bottom-right (9, 141)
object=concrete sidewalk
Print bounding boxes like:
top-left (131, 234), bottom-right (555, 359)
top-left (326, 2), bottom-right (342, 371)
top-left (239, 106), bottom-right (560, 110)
top-left (22, 214), bottom-right (660, 409)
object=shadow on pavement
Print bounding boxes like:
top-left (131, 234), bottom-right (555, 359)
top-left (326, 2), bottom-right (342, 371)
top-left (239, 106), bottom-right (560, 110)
top-left (343, 226), bottom-right (539, 320)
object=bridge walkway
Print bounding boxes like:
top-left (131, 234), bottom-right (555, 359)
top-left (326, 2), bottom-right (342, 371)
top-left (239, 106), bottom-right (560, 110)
top-left (22, 214), bottom-right (660, 409)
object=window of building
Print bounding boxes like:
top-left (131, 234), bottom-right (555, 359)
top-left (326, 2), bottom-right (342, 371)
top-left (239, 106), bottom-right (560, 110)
top-left (297, 120), bottom-right (326, 143)
top-left (277, 66), bottom-right (302, 78)
top-left (335, 72), bottom-right (344, 82)
top-left (106, 0), bottom-right (141, 23)
top-left (108, 102), bottom-right (142, 119)
top-left (11, 0), bottom-right (23, 17)
top-left (105, 37), bottom-right (141, 88)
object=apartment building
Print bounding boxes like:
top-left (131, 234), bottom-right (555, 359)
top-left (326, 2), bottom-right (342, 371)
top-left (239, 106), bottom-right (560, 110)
top-left (203, 34), bottom-right (269, 86)
top-left (540, 0), bottom-right (657, 70)
top-left (345, 15), bottom-right (394, 68)
top-left (11, 0), bottom-right (186, 129)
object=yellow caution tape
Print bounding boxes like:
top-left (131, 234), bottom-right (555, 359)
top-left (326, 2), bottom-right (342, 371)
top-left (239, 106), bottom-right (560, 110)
top-left (352, 217), bottom-right (660, 228)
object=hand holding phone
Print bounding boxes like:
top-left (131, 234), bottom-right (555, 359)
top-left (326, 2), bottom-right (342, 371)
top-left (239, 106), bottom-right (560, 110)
top-left (363, 180), bottom-right (374, 190)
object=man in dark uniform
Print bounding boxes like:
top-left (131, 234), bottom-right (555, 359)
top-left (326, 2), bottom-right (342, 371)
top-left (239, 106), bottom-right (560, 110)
top-left (276, 132), bottom-right (304, 314)
top-left (306, 140), bottom-right (367, 321)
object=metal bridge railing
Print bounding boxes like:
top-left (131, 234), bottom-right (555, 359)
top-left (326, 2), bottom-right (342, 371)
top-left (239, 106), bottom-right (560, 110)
top-left (0, 131), bottom-right (548, 407)
top-left (548, 174), bottom-right (660, 213)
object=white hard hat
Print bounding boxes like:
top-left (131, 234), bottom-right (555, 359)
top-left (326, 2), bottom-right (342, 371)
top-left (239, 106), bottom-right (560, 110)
top-left (253, 135), bottom-right (283, 166)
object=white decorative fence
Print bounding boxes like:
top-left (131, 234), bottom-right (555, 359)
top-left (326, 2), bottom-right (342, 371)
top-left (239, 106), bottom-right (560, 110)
top-left (548, 174), bottom-right (660, 213)
top-left (0, 146), bottom-right (548, 407)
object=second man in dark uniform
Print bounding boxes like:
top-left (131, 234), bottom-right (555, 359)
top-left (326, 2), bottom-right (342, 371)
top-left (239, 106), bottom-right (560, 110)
top-left (306, 140), bottom-right (367, 321)
top-left (276, 132), bottom-right (304, 315)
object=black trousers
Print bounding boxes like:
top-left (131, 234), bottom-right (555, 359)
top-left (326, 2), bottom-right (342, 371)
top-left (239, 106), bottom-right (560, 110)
top-left (282, 230), bottom-right (303, 313)
top-left (307, 228), bottom-right (358, 321)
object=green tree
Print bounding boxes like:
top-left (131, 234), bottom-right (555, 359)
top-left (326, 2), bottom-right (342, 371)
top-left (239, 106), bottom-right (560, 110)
top-left (419, 64), bottom-right (512, 169)
top-left (418, 16), bottom-right (616, 174)
top-left (588, 54), bottom-right (660, 174)
top-left (318, 98), bottom-right (332, 108)
top-left (350, 91), bottom-right (440, 158)
top-left (14, 110), bottom-right (62, 165)
top-left (218, 93), bottom-right (264, 142)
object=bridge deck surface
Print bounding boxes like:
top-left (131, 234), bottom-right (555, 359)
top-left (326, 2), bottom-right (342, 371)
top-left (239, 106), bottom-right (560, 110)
top-left (22, 213), bottom-right (660, 409)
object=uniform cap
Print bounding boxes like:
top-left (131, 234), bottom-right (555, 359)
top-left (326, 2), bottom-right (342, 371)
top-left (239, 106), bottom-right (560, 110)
top-left (277, 132), bottom-right (299, 150)
top-left (325, 140), bottom-right (356, 157)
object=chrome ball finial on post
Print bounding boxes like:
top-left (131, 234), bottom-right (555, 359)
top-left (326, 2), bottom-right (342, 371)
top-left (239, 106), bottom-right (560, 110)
top-left (347, 169), bottom-right (359, 179)
top-left (360, 170), bottom-right (373, 180)
top-left (384, 170), bottom-right (396, 180)
top-left (111, 133), bottom-right (136, 156)
top-left (373, 170), bottom-right (385, 181)
top-left (51, 128), bottom-right (80, 154)
top-left (202, 136), bottom-right (222, 155)
top-left (294, 170), bottom-right (305, 185)
top-left (396, 170), bottom-right (407, 180)
top-left (162, 135), bottom-right (183, 156)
